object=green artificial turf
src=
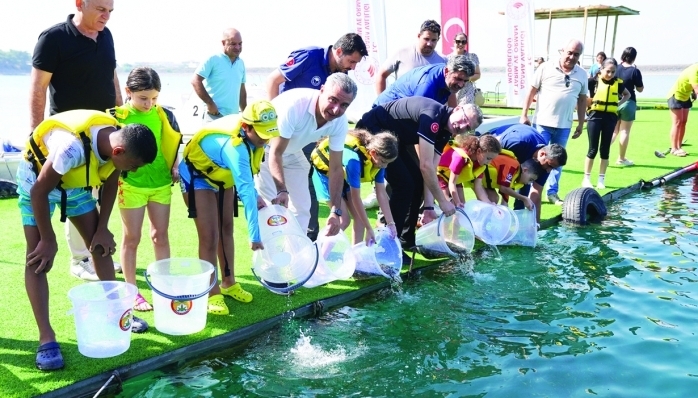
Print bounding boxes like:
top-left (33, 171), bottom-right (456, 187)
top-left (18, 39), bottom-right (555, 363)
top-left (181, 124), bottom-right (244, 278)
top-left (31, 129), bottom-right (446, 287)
top-left (0, 108), bottom-right (695, 397)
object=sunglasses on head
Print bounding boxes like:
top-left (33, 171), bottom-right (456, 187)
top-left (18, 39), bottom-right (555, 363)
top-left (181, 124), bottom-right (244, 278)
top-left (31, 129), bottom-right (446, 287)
top-left (455, 40), bottom-right (467, 44)
top-left (564, 74), bottom-right (570, 88)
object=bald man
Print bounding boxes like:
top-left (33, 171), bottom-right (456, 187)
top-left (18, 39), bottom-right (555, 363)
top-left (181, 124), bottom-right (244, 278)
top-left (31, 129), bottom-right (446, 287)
top-left (192, 28), bottom-right (248, 121)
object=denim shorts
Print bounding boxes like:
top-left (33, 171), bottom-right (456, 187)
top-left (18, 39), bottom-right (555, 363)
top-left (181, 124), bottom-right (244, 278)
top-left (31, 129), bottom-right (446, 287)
top-left (617, 100), bottom-right (637, 121)
top-left (668, 95), bottom-right (693, 110)
top-left (178, 161), bottom-right (219, 193)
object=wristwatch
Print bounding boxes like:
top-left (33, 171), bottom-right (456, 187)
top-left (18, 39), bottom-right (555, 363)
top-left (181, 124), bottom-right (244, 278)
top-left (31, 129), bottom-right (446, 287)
top-left (332, 208), bottom-right (342, 217)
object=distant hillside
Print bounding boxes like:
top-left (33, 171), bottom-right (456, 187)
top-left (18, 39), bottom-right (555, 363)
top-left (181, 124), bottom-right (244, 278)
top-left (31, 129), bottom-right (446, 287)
top-left (117, 62), bottom-right (275, 74)
top-left (0, 49), bottom-right (31, 74)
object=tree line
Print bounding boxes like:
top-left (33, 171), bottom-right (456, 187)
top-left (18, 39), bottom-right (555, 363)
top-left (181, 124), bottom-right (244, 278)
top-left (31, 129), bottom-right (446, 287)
top-left (0, 49), bottom-right (31, 74)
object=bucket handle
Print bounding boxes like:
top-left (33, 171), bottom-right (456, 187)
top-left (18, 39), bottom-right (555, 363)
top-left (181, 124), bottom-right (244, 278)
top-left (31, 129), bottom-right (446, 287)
top-left (436, 207), bottom-right (473, 237)
top-left (143, 266), bottom-right (218, 301)
top-left (251, 242), bottom-right (319, 294)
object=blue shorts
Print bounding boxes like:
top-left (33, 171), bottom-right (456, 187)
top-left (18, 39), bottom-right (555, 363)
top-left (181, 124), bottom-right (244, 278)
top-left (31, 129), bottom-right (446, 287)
top-left (617, 100), bottom-right (637, 121)
top-left (311, 169), bottom-right (350, 202)
top-left (18, 188), bottom-right (96, 226)
top-left (178, 160), bottom-right (219, 193)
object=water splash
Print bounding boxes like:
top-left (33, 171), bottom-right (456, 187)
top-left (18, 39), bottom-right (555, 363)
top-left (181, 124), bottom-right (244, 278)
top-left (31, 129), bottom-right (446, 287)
top-left (288, 330), bottom-right (350, 370)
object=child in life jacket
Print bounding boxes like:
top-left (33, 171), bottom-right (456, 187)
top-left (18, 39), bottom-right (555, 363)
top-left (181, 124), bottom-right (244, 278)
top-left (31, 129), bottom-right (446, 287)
top-left (108, 67), bottom-right (182, 312)
top-left (482, 155), bottom-right (545, 210)
top-left (179, 100), bottom-right (279, 316)
top-left (436, 134), bottom-right (501, 207)
top-left (311, 129), bottom-right (399, 244)
top-left (581, 58), bottom-right (630, 189)
top-left (19, 110), bottom-right (157, 370)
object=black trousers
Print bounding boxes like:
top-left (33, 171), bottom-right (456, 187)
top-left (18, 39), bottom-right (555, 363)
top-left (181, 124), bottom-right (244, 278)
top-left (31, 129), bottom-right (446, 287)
top-left (302, 142), bottom-right (319, 241)
top-left (586, 112), bottom-right (618, 160)
top-left (385, 144), bottom-right (423, 248)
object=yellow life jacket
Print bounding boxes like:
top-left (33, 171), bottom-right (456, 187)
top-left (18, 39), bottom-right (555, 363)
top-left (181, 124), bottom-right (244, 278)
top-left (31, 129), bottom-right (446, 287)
top-left (182, 115), bottom-right (264, 190)
top-left (107, 104), bottom-right (182, 170)
top-left (25, 109), bottom-right (119, 190)
top-left (481, 149), bottom-right (524, 190)
top-left (311, 135), bottom-right (381, 183)
top-left (589, 77), bottom-right (623, 113)
top-left (437, 144), bottom-right (487, 186)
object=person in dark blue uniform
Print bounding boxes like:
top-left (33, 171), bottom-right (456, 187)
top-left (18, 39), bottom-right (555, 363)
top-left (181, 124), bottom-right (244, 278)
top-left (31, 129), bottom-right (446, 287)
top-left (356, 97), bottom-right (483, 263)
top-left (374, 56), bottom-right (475, 107)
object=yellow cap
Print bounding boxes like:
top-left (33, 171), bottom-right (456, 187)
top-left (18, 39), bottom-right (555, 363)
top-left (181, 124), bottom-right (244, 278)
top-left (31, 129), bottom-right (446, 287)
top-left (241, 100), bottom-right (279, 140)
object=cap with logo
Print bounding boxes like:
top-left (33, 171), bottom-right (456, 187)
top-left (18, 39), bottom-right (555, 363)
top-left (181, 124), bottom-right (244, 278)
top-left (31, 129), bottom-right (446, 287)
top-left (241, 100), bottom-right (279, 139)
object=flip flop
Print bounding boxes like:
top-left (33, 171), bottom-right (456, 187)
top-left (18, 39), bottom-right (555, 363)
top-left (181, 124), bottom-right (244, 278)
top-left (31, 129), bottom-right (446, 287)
top-left (133, 292), bottom-right (153, 312)
top-left (36, 342), bottom-right (64, 371)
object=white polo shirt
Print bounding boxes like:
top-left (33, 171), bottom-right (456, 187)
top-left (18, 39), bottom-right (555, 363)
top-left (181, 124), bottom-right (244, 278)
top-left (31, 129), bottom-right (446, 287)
top-left (271, 88), bottom-right (348, 153)
top-left (532, 61), bottom-right (588, 129)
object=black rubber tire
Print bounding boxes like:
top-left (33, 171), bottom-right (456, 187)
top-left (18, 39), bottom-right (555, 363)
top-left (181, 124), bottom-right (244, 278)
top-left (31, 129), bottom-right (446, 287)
top-left (0, 179), bottom-right (18, 199)
top-left (562, 187), bottom-right (607, 225)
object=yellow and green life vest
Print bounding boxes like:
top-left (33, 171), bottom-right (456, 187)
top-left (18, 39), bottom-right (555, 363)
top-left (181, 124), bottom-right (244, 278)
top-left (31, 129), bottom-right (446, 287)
top-left (25, 109), bottom-right (119, 190)
top-left (108, 104), bottom-right (182, 171)
top-left (589, 77), bottom-right (623, 113)
top-left (311, 134), bottom-right (381, 183)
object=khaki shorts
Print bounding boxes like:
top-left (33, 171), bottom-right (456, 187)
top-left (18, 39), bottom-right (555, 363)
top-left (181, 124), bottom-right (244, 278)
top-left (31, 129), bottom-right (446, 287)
top-left (118, 181), bottom-right (172, 209)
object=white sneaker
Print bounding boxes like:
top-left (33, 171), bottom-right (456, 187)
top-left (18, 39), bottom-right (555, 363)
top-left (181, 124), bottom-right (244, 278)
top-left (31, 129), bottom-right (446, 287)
top-left (362, 191), bottom-right (378, 209)
top-left (70, 258), bottom-right (99, 281)
top-left (581, 179), bottom-right (593, 188)
top-left (616, 159), bottom-right (634, 166)
top-left (597, 182), bottom-right (606, 190)
top-left (87, 257), bottom-right (123, 273)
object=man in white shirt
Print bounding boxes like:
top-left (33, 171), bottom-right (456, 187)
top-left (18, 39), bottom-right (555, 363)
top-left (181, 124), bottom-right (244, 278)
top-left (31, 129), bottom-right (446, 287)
top-left (255, 73), bottom-right (358, 237)
top-left (520, 39), bottom-right (588, 205)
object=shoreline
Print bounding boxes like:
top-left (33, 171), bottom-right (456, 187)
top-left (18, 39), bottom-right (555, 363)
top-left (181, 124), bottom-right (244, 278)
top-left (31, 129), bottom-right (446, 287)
top-left (0, 64), bottom-right (692, 76)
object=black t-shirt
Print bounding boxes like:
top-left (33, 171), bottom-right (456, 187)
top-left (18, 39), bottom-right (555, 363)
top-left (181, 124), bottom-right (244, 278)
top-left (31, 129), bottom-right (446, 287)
top-left (32, 14), bottom-right (117, 115)
top-left (616, 64), bottom-right (643, 102)
top-left (355, 97), bottom-right (452, 154)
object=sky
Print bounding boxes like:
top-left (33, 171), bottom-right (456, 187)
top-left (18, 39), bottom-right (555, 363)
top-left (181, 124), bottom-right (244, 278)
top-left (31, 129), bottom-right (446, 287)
top-left (0, 0), bottom-right (694, 68)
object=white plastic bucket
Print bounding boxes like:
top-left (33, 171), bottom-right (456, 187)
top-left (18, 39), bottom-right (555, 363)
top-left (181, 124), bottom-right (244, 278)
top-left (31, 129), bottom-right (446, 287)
top-left (258, 204), bottom-right (306, 237)
top-left (67, 281), bottom-right (137, 358)
top-left (463, 201), bottom-right (514, 245)
top-left (253, 205), bottom-right (319, 294)
top-left (304, 229), bottom-right (355, 288)
top-left (346, 227), bottom-right (401, 278)
top-left (506, 207), bottom-right (538, 247)
top-left (496, 205), bottom-right (520, 245)
top-left (416, 208), bottom-right (475, 258)
top-left (144, 258), bottom-right (216, 335)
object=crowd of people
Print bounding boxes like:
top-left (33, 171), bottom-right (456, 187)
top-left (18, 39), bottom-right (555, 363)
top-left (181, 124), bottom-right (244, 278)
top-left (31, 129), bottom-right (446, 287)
top-left (18, 0), bottom-right (698, 372)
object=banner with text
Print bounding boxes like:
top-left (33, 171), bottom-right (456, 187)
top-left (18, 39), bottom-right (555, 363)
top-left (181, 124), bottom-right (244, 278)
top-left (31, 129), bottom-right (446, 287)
top-left (440, 0), bottom-right (469, 56)
top-left (346, 0), bottom-right (387, 122)
top-left (505, 0), bottom-right (535, 107)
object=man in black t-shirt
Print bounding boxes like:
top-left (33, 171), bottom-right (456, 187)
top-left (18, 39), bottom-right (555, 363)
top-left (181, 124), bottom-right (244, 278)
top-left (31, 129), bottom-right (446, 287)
top-left (30, 2), bottom-right (121, 127)
top-left (356, 97), bottom-right (482, 261)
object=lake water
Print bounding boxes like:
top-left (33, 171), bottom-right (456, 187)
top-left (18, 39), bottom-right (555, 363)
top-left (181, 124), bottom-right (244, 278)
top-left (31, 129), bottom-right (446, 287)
top-left (118, 175), bottom-right (698, 397)
top-left (0, 70), bottom-right (680, 144)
